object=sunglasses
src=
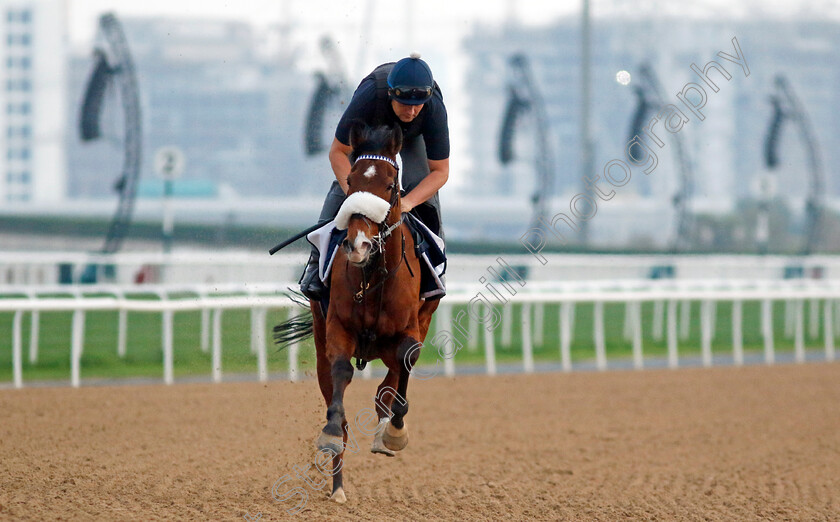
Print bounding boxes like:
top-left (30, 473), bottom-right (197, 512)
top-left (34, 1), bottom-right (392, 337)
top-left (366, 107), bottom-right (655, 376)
top-left (389, 86), bottom-right (432, 101)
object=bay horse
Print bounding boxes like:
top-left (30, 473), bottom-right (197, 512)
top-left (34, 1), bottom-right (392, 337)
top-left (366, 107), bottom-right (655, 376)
top-left (275, 122), bottom-right (439, 504)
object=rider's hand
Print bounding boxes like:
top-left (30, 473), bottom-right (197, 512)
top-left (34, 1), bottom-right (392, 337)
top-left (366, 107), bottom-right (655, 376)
top-left (400, 199), bottom-right (414, 214)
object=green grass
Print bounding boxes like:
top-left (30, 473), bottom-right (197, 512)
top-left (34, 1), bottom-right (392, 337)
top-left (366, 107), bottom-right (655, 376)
top-left (410, 300), bottom-right (825, 368)
top-left (0, 308), bottom-right (311, 383)
top-left (1, 299), bottom-right (828, 385)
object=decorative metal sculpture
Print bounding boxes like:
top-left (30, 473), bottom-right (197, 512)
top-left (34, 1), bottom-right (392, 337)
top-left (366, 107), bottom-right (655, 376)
top-left (498, 54), bottom-right (556, 245)
top-left (627, 64), bottom-right (694, 253)
top-left (304, 36), bottom-right (349, 156)
top-left (763, 74), bottom-right (824, 255)
top-left (79, 13), bottom-right (142, 256)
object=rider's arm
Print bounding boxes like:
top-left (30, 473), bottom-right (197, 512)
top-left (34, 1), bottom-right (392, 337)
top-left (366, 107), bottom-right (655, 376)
top-left (329, 138), bottom-right (354, 194)
top-left (400, 158), bottom-right (449, 214)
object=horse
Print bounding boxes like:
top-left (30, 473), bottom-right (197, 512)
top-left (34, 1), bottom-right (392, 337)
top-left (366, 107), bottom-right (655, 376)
top-left (275, 122), bottom-right (439, 504)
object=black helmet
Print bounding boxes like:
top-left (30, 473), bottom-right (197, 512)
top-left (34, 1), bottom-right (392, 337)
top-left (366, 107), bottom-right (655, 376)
top-left (387, 52), bottom-right (434, 105)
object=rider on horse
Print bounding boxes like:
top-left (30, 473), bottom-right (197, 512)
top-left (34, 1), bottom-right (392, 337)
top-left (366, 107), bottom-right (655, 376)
top-left (300, 52), bottom-right (450, 301)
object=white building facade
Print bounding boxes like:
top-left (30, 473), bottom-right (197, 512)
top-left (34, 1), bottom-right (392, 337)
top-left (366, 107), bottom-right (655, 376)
top-left (0, 0), bottom-right (66, 203)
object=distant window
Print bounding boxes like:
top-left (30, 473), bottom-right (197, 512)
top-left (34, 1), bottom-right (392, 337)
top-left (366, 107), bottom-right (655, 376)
top-left (5, 10), bottom-right (30, 23)
top-left (6, 126), bottom-right (32, 138)
top-left (6, 56), bottom-right (31, 69)
top-left (6, 148), bottom-right (30, 160)
top-left (5, 78), bottom-right (31, 91)
top-left (6, 192), bottom-right (31, 202)
top-left (7, 102), bottom-right (32, 115)
top-left (5, 171), bottom-right (30, 184)
top-left (6, 33), bottom-right (31, 46)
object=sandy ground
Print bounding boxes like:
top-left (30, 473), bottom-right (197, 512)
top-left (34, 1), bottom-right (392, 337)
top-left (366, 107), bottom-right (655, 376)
top-left (1, 363), bottom-right (839, 521)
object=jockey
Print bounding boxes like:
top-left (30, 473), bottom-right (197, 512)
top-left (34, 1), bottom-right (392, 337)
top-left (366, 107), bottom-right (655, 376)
top-left (300, 52), bottom-right (450, 301)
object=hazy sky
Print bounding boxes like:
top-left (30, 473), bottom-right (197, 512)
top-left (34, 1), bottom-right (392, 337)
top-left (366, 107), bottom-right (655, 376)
top-left (67, 0), bottom-right (835, 47)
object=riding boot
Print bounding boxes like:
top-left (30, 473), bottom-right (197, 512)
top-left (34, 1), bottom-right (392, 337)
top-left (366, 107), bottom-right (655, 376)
top-left (299, 252), bottom-right (324, 301)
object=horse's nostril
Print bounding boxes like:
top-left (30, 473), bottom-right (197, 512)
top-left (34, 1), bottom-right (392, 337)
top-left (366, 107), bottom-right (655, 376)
top-left (342, 239), bottom-right (352, 253)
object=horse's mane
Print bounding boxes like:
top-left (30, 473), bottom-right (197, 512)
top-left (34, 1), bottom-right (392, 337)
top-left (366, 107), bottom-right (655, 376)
top-left (348, 123), bottom-right (400, 163)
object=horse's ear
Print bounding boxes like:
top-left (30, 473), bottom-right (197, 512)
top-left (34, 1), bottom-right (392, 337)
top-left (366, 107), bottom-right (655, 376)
top-left (386, 124), bottom-right (403, 157)
top-left (349, 120), bottom-right (367, 151)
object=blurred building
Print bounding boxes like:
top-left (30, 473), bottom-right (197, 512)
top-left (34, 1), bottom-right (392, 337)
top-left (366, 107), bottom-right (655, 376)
top-left (463, 15), bottom-right (840, 215)
top-left (67, 16), bottom-right (321, 200)
top-left (0, 0), bottom-right (67, 203)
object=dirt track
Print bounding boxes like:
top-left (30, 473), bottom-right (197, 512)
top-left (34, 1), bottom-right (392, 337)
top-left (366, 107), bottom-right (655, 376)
top-left (1, 363), bottom-right (839, 521)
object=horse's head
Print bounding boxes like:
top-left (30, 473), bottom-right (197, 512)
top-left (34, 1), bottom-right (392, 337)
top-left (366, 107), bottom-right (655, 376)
top-left (335, 122), bottom-right (403, 267)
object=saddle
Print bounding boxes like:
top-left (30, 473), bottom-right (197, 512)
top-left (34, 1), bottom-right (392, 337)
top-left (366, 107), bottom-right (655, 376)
top-left (306, 212), bottom-right (446, 305)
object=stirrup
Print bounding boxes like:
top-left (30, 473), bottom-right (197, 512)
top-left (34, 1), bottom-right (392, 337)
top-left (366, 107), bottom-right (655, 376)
top-left (300, 262), bottom-right (324, 301)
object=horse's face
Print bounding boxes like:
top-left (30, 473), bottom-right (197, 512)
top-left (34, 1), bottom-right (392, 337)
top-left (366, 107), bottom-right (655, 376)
top-left (342, 161), bottom-right (398, 266)
top-left (341, 124), bottom-right (403, 267)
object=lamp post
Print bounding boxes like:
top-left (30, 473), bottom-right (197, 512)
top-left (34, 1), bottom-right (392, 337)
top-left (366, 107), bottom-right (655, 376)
top-left (579, 0), bottom-right (593, 246)
top-left (154, 147), bottom-right (185, 254)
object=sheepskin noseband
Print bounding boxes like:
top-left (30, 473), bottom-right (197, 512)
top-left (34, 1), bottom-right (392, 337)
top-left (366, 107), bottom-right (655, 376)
top-left (335, 191), bottom-right (391, 230)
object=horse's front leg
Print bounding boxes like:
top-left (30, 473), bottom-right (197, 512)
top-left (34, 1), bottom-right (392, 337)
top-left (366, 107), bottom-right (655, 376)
top-left (370, 364), bottom-right (399, 457)
top-left (381, 335), bottom-right (421, 452)
top-left (315, 327), bottom-right (355, 503)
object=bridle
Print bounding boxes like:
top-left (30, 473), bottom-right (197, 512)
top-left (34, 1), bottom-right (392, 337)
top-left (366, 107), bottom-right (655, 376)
top-left (351, 154), bottom-right (403, 254)
top-left (346, 154), bottom-right (415, 369)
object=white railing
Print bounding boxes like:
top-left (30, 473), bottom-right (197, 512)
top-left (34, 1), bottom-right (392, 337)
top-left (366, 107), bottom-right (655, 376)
top-left (2, 283), bottom-right (300, 389)
top-left (3, 279), bottom-right (839, 389)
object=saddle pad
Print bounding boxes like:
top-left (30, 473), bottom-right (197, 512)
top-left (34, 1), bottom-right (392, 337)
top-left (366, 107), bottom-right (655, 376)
top-left (306, 216), bottom-right (446, 300)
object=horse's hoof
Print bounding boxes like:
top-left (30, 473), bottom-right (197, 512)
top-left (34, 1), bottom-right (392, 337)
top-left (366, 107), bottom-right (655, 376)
top-left (371, 418), bottom-right (396, 456)
top-left (330, 487), bottom-right (347, 504)
top-left (315, 431), bottom-right (344, 455)
top-left (382, 420), bottom-right (409, 451)
top-left (370, 437), bottom-right (396, 457)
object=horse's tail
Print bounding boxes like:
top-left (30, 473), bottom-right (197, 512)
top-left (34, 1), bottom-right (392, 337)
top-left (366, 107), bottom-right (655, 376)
top-left (273, 290), bottom-right (314, 348)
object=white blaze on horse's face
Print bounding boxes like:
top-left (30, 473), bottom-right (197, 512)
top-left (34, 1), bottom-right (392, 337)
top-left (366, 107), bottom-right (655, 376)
top-left (363, 165), bottom-right (376, 179)
top-left (347, 229), bottom-right (372, 266)
top-left (336, 190), bottom-right (391, 266)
